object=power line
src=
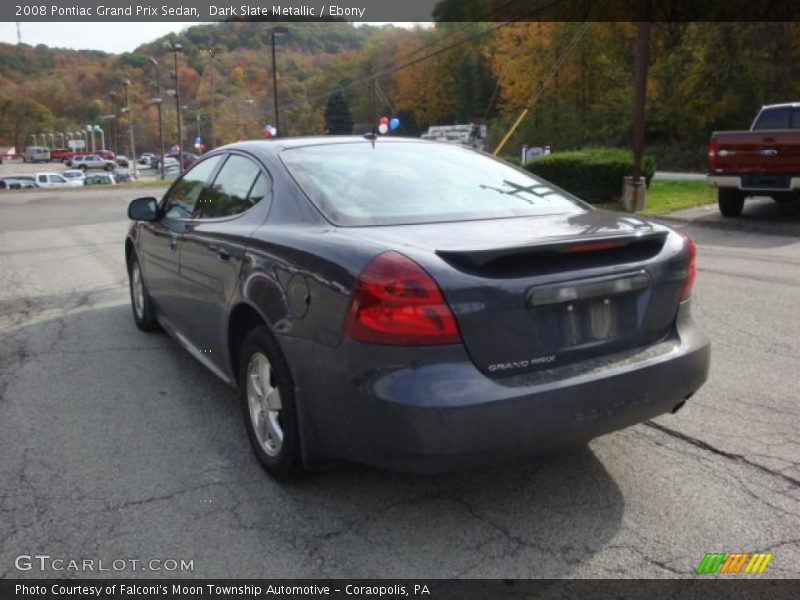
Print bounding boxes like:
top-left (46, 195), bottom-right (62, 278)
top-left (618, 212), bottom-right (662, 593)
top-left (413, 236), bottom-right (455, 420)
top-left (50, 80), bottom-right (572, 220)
top-left (492, 15), bottom-right (599, 155)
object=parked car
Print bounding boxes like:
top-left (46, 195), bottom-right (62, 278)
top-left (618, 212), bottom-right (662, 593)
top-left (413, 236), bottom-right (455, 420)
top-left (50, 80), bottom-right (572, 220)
top-left (96, 149), bottom-right (116, 161)
top-left (72, 154), bottom-right (116, 171)
top-left (162, 163), bottom-right (181, 179)
top-left (115, 155), bottom-right (130, 168)
top-left (34, 172), bottom-right (83, 188)
top-left (62, 170), bottom-right (86, 184)
top-left (138, 152), bottom-right (155, 165)
top-left (84, 173), bottom-right (116, 185)
top-left (152, 151), bottom-right (197, 170)
top-left (125, 138), bottom-right (710, 479)
top-left (0, 176), bottom-right (36, 190)
top-left (23, 146), bottom-right (50, 163)
top-left (708, 102), bottom-right (800, 216)
top-left (113, 168), bottom-right (135, 183)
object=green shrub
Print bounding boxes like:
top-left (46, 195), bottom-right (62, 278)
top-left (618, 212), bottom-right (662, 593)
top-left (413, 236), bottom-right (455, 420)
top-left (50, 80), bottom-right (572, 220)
top-left (523, 148), bottom-right (656, 204)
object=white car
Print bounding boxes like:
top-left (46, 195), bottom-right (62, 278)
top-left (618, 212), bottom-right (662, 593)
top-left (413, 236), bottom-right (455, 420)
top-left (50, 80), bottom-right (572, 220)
top-left (34, 172), bottom-right (83, 188)
top-left (62, 170), bottom-right (86, 184)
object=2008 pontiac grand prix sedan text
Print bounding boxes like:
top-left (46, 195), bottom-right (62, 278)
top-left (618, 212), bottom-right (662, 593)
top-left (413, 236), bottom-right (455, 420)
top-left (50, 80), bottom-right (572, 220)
top-left (125, 138), bottom-right (710, 478)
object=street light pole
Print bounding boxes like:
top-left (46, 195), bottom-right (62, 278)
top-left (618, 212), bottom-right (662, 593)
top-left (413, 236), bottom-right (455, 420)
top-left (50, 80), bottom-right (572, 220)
top-left (108, 91), bottom-right (119, 155)
top-left (94, 125), bottom-right (105, 152)
top-left (165, 40), bottom-right (184, 174)
top-left (149, 57), bottom-right (165, 180)
top-left (121, 79), bottom-right (139, 178)
top-left (270, 26), bottom-right (288, 137)
top-left (86, 125), bottom-right (95, 152)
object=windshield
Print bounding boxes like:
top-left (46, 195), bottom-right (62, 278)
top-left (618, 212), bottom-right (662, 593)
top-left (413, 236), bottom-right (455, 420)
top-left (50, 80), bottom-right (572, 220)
top-left (280, 141), bottom-right (585, 226)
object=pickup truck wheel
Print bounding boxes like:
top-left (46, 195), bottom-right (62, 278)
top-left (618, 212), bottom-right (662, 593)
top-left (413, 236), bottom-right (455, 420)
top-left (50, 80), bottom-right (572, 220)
top-left (718, 189), bottom-right (744, 217)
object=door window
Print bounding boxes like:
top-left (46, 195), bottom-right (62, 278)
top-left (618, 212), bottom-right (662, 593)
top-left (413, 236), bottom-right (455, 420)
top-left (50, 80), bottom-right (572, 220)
top-left (162, 155), bottom-right (223, 220)
top-left (200, 155), bottom-right (268, 219)
top-left (49, 174), bottom-right (66, 183)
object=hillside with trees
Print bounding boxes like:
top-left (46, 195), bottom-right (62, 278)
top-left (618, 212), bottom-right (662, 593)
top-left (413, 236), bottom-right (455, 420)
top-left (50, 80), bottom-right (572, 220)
top-left (0, 21), bottom-right (798, 169)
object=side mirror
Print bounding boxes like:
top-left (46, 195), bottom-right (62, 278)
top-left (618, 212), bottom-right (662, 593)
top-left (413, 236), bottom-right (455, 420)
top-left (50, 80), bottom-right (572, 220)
top-left (128, 197), bottom-right (158, 221)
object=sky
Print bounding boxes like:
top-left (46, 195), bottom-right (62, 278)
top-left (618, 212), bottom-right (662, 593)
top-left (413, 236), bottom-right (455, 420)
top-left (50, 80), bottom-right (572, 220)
top-left (0, 22), bottom-right (202, 53)
top-left (0, 22), bottom-right (422, 54)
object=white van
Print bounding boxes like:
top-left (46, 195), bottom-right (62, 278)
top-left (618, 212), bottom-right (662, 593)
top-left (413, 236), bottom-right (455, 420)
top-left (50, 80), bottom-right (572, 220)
top-left (24, 146), bottom-right (50, 163)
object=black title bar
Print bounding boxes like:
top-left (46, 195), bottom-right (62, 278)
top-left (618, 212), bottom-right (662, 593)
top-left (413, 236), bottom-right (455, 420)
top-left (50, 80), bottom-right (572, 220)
top-left (5, 0), bottom-right (800, 22)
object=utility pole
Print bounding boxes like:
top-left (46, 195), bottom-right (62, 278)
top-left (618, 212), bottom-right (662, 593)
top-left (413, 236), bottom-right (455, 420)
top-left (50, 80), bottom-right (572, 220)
top-left (205, 35), bottom-right (216, 150)
top-left (621, 0), bottom-right (651, 212)
top-left (270, 26), bottom-right (288, 137)
top-left (632, 0), bottom-right (651, 183)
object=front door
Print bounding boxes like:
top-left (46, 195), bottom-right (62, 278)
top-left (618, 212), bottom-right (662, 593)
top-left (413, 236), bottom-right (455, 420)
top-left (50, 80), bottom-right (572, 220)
top-left (139, 155), bottom-right (224, 328)
top-left (179, 153), bottom-right (272, 370)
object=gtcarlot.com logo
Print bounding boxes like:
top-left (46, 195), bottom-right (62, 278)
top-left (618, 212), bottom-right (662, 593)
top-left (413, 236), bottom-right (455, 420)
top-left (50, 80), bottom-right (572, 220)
top-left (696, 552), bottom-right (773, 574)
top-left (14, 554), bottom-right (194, 573)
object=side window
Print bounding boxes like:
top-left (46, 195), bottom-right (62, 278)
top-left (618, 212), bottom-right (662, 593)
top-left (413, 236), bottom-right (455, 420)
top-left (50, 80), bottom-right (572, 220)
top-left (37, 175), bottom-right (47, 183)
top-left (753, 107), bottom-right (790, 130)
top-left (50, 175), bottom-right (65, 183)
top-left (162, 155), bottom-right (223, 220)
top-left (200, 154), bottom-right (268, 219)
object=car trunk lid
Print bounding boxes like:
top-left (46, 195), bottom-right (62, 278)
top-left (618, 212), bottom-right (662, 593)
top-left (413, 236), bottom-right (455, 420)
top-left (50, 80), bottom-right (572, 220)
top-left (340, 211), bottom-right (687, 377)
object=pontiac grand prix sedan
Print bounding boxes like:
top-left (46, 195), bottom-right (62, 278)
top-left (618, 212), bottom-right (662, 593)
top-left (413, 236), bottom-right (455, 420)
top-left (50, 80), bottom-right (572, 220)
top-left (125, 137), bottom-right (710, 478)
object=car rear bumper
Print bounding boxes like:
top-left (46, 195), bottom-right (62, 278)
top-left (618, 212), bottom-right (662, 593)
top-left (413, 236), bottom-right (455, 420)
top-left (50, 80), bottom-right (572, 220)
top-left (283, 302), bottom-right (710, 473)
top-left (708, 174), bottom-right (800, 192)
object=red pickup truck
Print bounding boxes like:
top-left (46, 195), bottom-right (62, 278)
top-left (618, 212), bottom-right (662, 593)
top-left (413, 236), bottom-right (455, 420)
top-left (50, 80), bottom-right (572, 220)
top-left (708, 102), bottom-right (800, 216)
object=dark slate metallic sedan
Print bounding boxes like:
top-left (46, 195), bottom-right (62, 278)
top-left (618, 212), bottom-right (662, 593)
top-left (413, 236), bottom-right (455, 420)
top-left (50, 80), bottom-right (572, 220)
top-left (125, 138), bottom-right (710, 478)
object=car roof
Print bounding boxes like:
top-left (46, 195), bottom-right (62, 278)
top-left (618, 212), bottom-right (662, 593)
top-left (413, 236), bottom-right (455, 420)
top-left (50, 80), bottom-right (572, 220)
top-left (761, 102), bottom-right (800, 110)
top-left (214, 136), bottom-right (431, 157)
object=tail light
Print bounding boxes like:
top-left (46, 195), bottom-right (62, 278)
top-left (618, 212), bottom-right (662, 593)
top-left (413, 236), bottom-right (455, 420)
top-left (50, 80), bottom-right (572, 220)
top-left (708, 138), bottom-right (718, 172)
top-left (345, 251), bottom-right (461, 345)
top-left (680, 235), bottom-right (697, 300)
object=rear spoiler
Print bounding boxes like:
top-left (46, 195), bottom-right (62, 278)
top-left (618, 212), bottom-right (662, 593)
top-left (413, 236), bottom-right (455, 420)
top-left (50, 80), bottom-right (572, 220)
top-left (436, 231), bottom-right (668, 269)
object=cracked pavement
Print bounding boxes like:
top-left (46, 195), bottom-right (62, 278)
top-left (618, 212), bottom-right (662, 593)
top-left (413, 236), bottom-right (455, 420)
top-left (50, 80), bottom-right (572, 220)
top-left (0, 188), bottom-right (798, 578)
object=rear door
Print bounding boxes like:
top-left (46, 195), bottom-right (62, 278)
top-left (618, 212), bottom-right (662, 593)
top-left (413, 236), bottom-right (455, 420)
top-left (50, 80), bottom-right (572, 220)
top-left (138, 155), bottom-right (223, 327)
top-left (178, 152), bottom-right (272, 367)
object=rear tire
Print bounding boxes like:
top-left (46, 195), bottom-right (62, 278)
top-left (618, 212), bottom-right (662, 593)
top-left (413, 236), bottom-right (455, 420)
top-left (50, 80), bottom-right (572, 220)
top-left (718, 188), bottom-right (744, 217)
top-left (239, 326), bottom-right (302, 480)
top-left (127, 254), bottom-right (159, 332)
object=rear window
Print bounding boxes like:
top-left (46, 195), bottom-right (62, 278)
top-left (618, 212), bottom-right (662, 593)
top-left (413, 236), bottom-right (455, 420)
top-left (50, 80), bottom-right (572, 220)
top-left (280, 141), bottom-right (583, 226)
top-left (752, 107), bottom-right (800, 130)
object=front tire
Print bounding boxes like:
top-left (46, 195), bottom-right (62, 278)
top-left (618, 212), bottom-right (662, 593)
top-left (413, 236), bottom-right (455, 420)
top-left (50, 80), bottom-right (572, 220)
top-left (718, 188), bottom-right (744, 217)
top-left (128, 254), bottom-right (159, 332)
top-left (239, 326), bottom-right (302, 479)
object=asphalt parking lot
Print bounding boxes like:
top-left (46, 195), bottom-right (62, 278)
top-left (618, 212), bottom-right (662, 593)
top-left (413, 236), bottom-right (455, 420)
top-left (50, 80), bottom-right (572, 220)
top-left (0, 187), bottom-right (798, 578)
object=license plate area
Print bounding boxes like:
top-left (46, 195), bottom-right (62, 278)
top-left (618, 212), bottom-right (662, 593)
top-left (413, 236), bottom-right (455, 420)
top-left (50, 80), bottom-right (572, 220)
top-left (741, 175), bottom-right (790, 190)
top-left (526, 271), bottom-right (650, 348)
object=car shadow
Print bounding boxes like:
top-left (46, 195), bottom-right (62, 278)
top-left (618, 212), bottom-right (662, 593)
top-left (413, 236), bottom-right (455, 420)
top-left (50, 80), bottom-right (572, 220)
top-left (3, 301), bottom-right (625, 578)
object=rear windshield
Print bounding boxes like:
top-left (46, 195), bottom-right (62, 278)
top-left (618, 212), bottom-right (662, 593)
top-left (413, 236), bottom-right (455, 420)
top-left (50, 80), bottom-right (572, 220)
top-left (280, 141), bottom-right (584, 226)
top-left (752, 106), bottom-right (800, 130)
